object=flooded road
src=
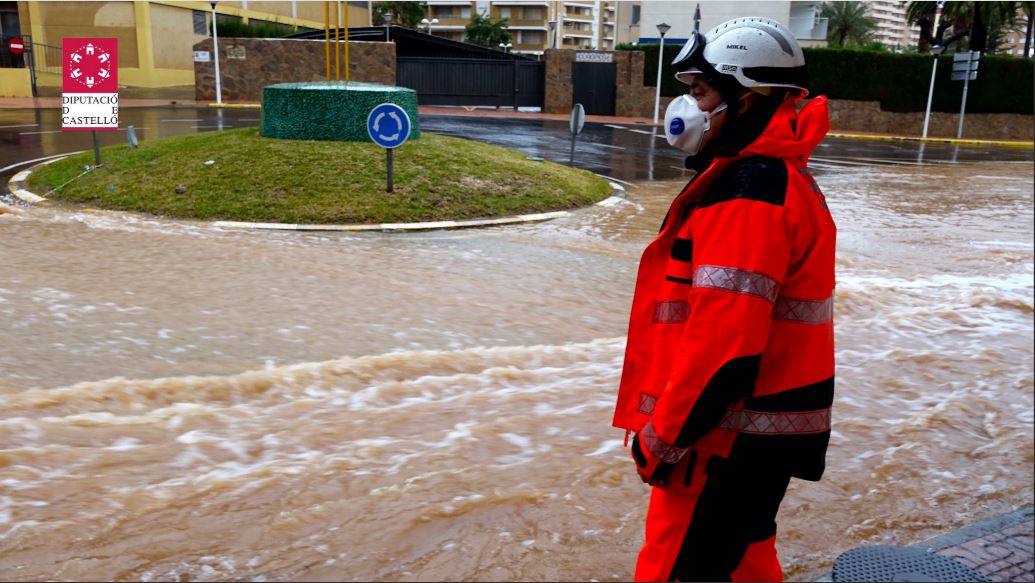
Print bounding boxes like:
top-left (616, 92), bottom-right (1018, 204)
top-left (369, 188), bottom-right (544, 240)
top-left (1, 156), bottom-right (1033, 581)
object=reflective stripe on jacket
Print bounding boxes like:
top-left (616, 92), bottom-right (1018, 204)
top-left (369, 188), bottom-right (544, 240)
top-left (613, 95), bottom-right (836, 481)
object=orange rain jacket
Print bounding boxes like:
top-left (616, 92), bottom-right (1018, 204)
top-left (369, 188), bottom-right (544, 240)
top-left (614, 96), bottom-right (836, 482)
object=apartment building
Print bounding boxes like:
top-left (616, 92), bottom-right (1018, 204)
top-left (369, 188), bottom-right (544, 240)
top-left (999, 7), bottom-right (1033, 57)
top-left (865, 0), bottom-right (919, 50)
top-left (425, 0), bottom-right (616, 55)
top-left (629, 1), bottom-right (827, 47)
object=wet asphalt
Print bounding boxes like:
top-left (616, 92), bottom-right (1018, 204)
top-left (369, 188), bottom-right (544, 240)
top-left (1, 106), bottom-right (1032, 192)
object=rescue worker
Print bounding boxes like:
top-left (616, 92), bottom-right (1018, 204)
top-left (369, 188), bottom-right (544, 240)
top-left (612, 18), bottom-right (835, 582)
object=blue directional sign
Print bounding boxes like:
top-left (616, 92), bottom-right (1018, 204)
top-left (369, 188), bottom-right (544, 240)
top-left (367, 103), bottom-right (411, 149)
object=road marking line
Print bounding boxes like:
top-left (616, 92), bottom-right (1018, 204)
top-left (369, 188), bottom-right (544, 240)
top-left (0, 151), bottom-right (84, 174)
top-left (592, 143), bottom-right (626, 150)
top-left (19, 130), bottom-right (62, 135)
top-left (628, 129), bottom-right (654, 135)
top-left (0, 124), bottom-right (39, 129)
top-left (604, 124), bottom-right (628, 130)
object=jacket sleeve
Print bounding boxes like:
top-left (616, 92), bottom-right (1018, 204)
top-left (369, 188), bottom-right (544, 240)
top-left (639, 158), bottom-right (793, 461)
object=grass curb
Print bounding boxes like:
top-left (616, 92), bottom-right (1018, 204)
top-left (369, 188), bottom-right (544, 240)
top-left (9, 160), bottom-right (627, 232)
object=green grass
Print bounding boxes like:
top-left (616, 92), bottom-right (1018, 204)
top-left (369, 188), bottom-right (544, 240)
top-left (29, 128), bottom-right (613, 224)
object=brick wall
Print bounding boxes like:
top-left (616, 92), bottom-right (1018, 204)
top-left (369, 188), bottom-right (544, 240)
top-left (193, 38), bottom-right (395, 102)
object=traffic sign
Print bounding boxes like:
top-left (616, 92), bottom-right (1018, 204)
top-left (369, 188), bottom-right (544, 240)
top-left (951, 51), bottom-right (980, 81)
top-left (7, 37), bottom-right (24, 55)
top-left (569, 103), bottom-right (585, 135)
top-left (367, 103), bottom-right (411, 149)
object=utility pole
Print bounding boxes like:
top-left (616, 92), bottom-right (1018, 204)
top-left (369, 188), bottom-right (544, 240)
top-left (211, 1), bottom-right (222, 104)
top-left (921, 0), bottom-right (946, 138)
top-left (652, 22), bottom-right (671, 125)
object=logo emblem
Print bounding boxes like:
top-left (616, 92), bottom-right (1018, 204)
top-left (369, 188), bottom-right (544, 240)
top-left (66, 41), bottom-right (114, 89)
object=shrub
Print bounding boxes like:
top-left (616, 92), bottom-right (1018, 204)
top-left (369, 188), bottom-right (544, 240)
top-left (617, 43), bottom-right (1033, 114)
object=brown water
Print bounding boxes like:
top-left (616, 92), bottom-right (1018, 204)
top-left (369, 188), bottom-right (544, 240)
top-left (1, 160), bottom-right (1032, 581)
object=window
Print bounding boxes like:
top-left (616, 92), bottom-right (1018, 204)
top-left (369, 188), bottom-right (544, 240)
top-left (631, 4), bottom-right (640, 25)
top-left (524, 31), bottom-right (543, 44)
top-left (499, 7), bottom-right (511, 19)
top-left (525, 7), bottom-right (543, 20)
top-left (460, 7), bottom-right (471, 18)
top-left (193, 10), bottom-right (208, 35)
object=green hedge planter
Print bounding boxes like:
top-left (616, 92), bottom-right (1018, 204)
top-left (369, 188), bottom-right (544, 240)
top-left (260, 82), bottom-right (421, 142)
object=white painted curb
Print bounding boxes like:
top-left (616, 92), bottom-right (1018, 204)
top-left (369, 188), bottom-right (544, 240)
top-left (7, 158), bottom-right (630, 232)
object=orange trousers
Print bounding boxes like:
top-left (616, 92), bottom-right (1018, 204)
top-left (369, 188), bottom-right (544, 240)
top-left (634, 446), bottom-right (791, 582)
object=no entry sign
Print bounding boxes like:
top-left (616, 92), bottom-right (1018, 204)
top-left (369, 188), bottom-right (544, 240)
top-left (7, 37), bottom-right (24, 55)
top-left (62, 38), bottom-right (118, 132)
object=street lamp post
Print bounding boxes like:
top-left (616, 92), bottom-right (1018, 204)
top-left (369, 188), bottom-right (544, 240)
top-left (420, 18), bottom-right (439, 34)
top-left (548, 21), bottom-right (557, 48)
top-left (921, 1), bottom-right (946, 138)
top-left (499, 42), bottom-right (513, 52)
top-left (653, 22), bottom-right (671, 125)
top-left (211, 1), bottom-right (221, 105)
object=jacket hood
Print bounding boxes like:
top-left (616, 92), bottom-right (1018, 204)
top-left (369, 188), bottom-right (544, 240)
top-left (739, 95), bottom-right (830, 166)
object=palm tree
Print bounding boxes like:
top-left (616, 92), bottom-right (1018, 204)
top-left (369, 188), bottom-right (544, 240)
top-left (821, 2), bottom-right (878, 47)
top-left (906, 1), bottom-right (971, 51)
top-left (906, 1), bottom-right (1021, 53)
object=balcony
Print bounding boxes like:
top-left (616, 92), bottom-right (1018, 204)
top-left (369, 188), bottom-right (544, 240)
top-left (564, 1), bottom-right (595, 8)
top-left (562, 13), bottom-right (594, 22)
top-left (504, 19), bottom-right (549, 28)
top-left (428, 18), bottom-right (470, 27)
top-left (788, 15), bottom-right (828, 41)
top-left (426, 1), bottom-right (472, 5)
top-left (493, 0), bottom-right (549, 4)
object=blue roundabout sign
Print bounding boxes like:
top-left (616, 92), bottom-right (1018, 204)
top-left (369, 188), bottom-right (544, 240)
top-left (367, 103), bottom-right (411, 149)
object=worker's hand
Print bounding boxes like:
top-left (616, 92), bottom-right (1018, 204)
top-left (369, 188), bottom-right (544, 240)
top-left (631, 433), bottom-right (676, 488)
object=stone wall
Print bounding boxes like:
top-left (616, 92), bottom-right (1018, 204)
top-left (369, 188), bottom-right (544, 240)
top-left (545, 48), bottom-right (1032, 140)
top-left (825, 99), bottom-right (1034, 141)
top-left (193, 38), bottom-right (395, 102)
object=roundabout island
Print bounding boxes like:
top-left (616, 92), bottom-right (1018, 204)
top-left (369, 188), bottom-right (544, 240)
top-left (26, 126), bottom-right (613, 225)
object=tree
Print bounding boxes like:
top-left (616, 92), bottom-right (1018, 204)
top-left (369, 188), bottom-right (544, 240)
top-left (906, 1), bottom-right (1020, 53)
top-left (906, 1), bottom-right (972, 51)
top-left (464, 13), bottom-right (512, 48)
top-left (821, 2), bottom-right (877, 47)
top-left (372, 1), bottom-right (426, 29)
top-left (1023, 2), bottom-right (1034, 57)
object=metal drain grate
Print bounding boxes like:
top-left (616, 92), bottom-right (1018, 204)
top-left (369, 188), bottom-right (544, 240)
top-left (832, 545), bottom-right (990, 582)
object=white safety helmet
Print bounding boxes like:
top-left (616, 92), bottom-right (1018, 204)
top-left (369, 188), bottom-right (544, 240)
top-left (671, 17), bottom-right (808, 94)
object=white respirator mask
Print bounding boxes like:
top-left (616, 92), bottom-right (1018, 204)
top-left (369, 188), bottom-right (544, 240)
top-left (664, 95), bottom-right (728, 156)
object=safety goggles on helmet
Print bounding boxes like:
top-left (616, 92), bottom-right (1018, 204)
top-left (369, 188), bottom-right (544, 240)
top-left (671, 31), bottom-right (719, 85)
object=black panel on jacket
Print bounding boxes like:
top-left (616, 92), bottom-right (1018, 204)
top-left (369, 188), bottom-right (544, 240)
top-left (674, 355), bottom-right (761, 448)
top-left (698, 156), bottom-right (788, 209)
top-left (671, 238), bottom-right (694, 262)
top-left (740, 377), bottom-right (836, 482)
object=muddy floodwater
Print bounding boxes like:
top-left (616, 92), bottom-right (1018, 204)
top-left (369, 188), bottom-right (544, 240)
top-left (1, 159), bottom-right (1032, 581)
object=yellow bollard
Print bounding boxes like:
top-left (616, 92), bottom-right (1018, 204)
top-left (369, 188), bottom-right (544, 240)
top-left (324, 1), bottom-right (330, 81)
top-left (343, 0), bottom-right (350, 83)
top-left (334, 0), bottom-right (340, 81)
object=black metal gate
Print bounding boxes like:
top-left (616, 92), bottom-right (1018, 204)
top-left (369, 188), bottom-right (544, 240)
top-left (572, 62), bottom-right (616, 116)
top-left (397, 57), bottom-right (544, 108)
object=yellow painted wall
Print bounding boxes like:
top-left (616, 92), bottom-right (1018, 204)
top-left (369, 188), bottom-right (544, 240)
top-left (0, 68), bottom-right (33, 97)
top-left (150, 2), bottom-right (206, 69)
top-left (18, 1), bottom-right (371, 91)
top-left (35, 1), bottom-right (140, 68)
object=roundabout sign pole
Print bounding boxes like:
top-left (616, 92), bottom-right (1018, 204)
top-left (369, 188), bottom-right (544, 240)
top-left (367, 103), bottom-right (412, 193)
